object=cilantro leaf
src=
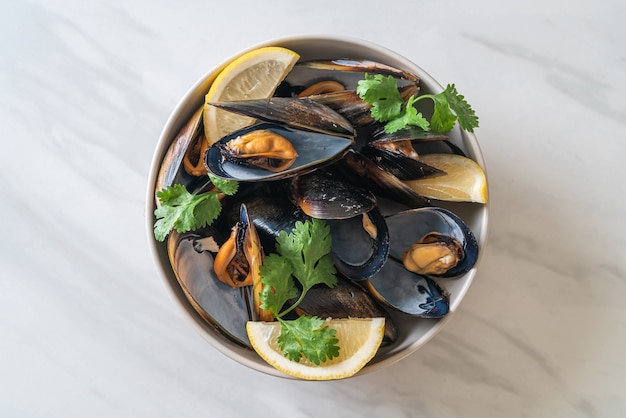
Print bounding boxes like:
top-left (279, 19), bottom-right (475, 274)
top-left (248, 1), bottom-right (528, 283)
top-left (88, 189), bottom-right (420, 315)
top-left (153, 175), bottom-right (239, 242)
top-left (384, 96), bottom-right (430, 133)
top-left (258, 253), bottom-right (297, 316)
top-left (275, 219), bottom-right (337, 293)
top-left (416, 84), bottom-right (479, 133)
top-left (427, 91), bottom-right (457, 133)
top-left (257, 219), bottom-right (340, 364)
top-left (154, 184), bottom-right (221, 241)
top-left (277, 316), bottom-right (339, 364)
top-left (441, 84), bottom-right (479, 132)
top-left (209, 173), bottom-right (239, 196)
top-left (356, 74), bottom-right (404, 122)
top-left (357, 74), bottom-right (479, 134)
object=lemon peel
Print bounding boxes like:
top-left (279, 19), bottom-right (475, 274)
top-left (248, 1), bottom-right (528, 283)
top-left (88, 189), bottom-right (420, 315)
top-left (203, 47), bottom-right (300, 145)
top-left (246, 318), bottom-right (385, 380)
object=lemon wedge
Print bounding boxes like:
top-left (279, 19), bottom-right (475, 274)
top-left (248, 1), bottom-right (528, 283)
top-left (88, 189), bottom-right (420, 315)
top-left (246, 318), bottom-right (385, 380)
top-left (203, 47), bottom-right (300, 145)
top-left (405, 153), bottom-right (488, 203)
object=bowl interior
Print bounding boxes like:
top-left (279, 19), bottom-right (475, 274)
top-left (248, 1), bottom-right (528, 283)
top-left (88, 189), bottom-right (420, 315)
top-left (146, 35), bottom-right (489, 378)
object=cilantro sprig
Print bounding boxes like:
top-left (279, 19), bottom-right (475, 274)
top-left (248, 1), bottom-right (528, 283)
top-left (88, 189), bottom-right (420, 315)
top-left (258, 218), bottom-right (340, 364)
top-left (356, 73), bottom-right (479, 134)
top-left (153, 173), bottom-right (238, 242)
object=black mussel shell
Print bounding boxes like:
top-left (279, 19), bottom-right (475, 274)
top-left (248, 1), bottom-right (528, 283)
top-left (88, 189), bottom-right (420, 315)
top-left (326, 207), bottom-right (389, 281)
top-left (360, 146), bottom-right (445, 181)
top-left (385, 207), bottom-right (479, 278)
top-left (167, 229), bottom-right (251, 347)
top-left (290, 169), bottom-right (377, 219)
top-left (295, 277), bottom-right (398, 344)
top-left (208, 97), bottom-right (354, 138)
top-left (363, 259), bottom-right (449, 318)
top-left (335, 149), bottom-right (430, 208)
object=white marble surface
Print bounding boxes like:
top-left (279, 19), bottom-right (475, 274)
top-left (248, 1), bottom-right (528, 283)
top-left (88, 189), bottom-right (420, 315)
top-left (2, 0), bottom-right (625, 416)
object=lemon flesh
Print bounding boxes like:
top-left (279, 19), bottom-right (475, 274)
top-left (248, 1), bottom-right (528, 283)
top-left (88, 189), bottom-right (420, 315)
top-left (405, 153), bottom-right (488, 203)
top-left (246, 318), bottom-right (385, 381)
top-left (203, 47), bottom-right (300, 145)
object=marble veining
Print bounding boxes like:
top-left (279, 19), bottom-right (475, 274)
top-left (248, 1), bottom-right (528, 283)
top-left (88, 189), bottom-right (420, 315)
top-left (2, 0), bottom-right (626, 417)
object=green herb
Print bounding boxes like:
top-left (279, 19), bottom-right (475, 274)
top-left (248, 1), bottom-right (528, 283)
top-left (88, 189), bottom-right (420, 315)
top-left (153, 173), bottom-right (238, 242)
top-left (278, 316), bottom-right (340, 364)
top-left (356, 74), bottom-right (479, 134)
top-left (258, 218), bottom-right (340, 365)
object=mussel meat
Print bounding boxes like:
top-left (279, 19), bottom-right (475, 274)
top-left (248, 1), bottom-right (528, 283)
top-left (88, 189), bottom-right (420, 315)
top-left (402, 232), bottom-right (464, 276)
top-left (219, 129), bottom-right (299, 173)
top-left (385, 207), bottom-right (478, 277)
top-left (213, 204), bottom-right (272, 321)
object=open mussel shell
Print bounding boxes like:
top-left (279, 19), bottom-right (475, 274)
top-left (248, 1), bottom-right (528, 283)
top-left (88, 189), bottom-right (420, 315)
top-left (208, 97), bottom-right (354, 138)
top-left (294, 276), bottom-right (398, 344)
top-left (326, 207), bottom-right (389, 281)
top-left (167, 228), bottom-right (251, 347)
top-left (205, 123), bottom-right (353, 182)
top-left (290, 169), bottom-right (376, 219)
top-left (363, 260), bottom-right (449, 318)
top-left (285, 59), bottom-right (419, 91)
top-left (155, 106), bottom-right (205, 196)
top-left (385, 207), bottom-right (479, 278)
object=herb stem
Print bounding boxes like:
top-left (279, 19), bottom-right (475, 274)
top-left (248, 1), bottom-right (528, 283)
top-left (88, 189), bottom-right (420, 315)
top-left (277, 288), bottom-right (309, 318)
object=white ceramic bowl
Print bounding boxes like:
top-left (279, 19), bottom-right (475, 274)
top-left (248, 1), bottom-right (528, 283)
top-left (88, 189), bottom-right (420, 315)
top-left (146, 35), bottom-right (489, 378)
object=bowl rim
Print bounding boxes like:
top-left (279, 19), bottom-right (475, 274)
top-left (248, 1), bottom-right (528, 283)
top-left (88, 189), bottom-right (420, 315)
top-left (145, 34), bottom-right (489, 379)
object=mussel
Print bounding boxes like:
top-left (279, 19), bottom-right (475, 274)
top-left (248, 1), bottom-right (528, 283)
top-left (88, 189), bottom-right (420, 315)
top-left (354, 207), bottom-right (478, 317)
top-left (208, 97), bottom-right (354, 138)
top-left (156, 107), bottom-right (205, 195)
top-left (360, 126), bottom-right (448, 180)
top-left (206, 123), bottom-right (353, 182)
top-left (289, 169), bottom-right (376, 219)
top-left (335, 149), bottom-right (430, 209)
top-left (385, 207), bottom-right (479, 277)
top-left (219, 129), bottom-right (299, 173)
top-left (213, 204), bottom-right (272, 321)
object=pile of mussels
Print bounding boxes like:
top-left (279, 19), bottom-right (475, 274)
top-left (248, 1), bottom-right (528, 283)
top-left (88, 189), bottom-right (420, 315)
top-left (156, 58), bottom-right (483, 348)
